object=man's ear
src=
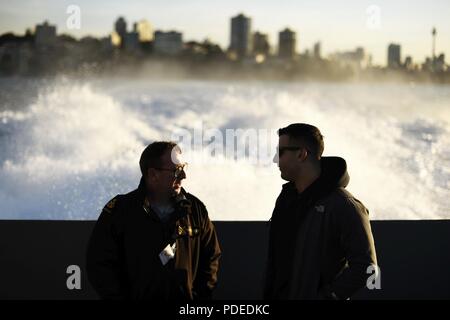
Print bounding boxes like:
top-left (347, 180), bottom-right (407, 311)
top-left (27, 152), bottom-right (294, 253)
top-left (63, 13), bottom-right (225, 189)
top-left (298, 148), bottom-right (308, 162)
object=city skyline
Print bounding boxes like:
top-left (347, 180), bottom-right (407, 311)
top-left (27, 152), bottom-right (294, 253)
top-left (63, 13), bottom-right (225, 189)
top-left (1, 0), bottom-right (449, 66)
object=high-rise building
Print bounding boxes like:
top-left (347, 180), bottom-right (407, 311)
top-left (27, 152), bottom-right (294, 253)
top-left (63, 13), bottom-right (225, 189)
top-left (422, 57), bottom-right (432, 72)
top-left (253, 32), bottom-right (270, 56)
top-left (229, 13), bottom-right (252, 59)
top-left (115, 17), bottom-right (127, 47)
top-left (387, 43), bottom-right (401, 68)
top-left (330, 47), bottom-right (369, 70)
top-left (278, 28), bottom-right (296, 60)
top-left (135, 20), bottom-right (153, 42)
top-left (153, 31), bottom-right (183, 55)
top-left (314, 42), bottom-right (321, 59)
top-left (123, 24), bottom-right (140, 52)
top-left (404, 56), bottom-right (413, 70)
top-left (435, 53), bottom-right (446, 72)
top-left (35, 21), bottom-right (56, 47)
top-left (355, 47), bottom-right (365, 60)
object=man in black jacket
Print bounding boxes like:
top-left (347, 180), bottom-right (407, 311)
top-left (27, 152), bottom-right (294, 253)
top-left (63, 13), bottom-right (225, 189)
top-left (87, 141), bottom-right (221, 300)
top-left (264, 123), bottom-right (377, 300)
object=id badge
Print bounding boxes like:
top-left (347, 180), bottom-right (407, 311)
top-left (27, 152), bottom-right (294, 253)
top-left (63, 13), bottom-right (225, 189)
top-left (159, 242), bottom-right (176, 266)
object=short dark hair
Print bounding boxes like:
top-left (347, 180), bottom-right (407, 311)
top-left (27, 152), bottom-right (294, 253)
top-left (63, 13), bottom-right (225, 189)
top-left (278, 123), bottom-right (324, 160)
top-left (139, 141), bottom-right (179, 176)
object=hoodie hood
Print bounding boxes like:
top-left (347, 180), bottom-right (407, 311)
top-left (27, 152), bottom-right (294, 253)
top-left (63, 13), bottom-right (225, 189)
top-left (320, 156), bottom-right (349, 189)
top-left (282, 156), bottom-right (350, 196)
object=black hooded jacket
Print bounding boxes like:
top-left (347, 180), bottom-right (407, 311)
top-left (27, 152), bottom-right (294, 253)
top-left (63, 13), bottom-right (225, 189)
top-left (86, 178), bottom-right (221, 300)
top-left (264, 156), bottom-right (377, 300)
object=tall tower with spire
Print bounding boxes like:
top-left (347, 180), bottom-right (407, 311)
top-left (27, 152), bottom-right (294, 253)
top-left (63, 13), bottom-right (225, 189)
top-left (432, 27), bottom-right (436, 61)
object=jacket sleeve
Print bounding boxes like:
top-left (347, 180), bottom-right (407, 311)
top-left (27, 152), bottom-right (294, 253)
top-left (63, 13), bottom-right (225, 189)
top-left (263, 191), bottom-right (284, 299)
top-left (86, 196), bottom-right (125, 300)
top-left (328, 196), bottom-right (378, 300)
top-left (263, 221), bottom-right (275, 299)
top-left (192, 203), bottom-right (221, 300)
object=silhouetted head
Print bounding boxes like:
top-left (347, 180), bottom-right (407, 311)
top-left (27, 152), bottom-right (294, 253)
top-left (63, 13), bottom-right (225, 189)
top-left (274, 123), bottom-right (324, 182)
top-left (140, 141), bottom-right (187, 198)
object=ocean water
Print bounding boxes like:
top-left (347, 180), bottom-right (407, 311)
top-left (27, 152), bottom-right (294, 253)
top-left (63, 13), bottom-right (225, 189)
top-left (0, 77), bottom-right (449, 220)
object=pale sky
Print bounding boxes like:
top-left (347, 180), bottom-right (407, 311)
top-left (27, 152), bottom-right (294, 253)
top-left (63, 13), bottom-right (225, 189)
top-left (1, 0), bottom-right (449, 66)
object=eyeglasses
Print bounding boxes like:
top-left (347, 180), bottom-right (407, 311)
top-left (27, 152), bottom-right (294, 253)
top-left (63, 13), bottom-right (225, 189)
top-left (153, 163), bottom-right (188, 179)
top-left (277, 146), bottom-right (303, 157)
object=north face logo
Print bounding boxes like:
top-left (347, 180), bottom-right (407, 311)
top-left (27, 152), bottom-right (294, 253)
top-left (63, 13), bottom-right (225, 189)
top-left (315, 205), bottom-right (325, 213)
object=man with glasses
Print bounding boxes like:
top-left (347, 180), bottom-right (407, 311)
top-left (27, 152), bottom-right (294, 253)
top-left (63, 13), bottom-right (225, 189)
top-left (87, 141), bottom-right (221, 300)
top-left (264, 123), bottom-right (377, 300)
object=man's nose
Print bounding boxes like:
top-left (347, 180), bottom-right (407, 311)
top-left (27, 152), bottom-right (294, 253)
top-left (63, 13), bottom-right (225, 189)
top-left (273, 153), bottom-right (279, 164)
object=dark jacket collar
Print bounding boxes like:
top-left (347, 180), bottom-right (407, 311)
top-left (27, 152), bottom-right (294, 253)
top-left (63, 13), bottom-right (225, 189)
top-left (282, 156), bottom-right (350, 199)
top-left (137, 176), bottom-right (189, 202)
top-left (319, 156), bottom-right (349, 189)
